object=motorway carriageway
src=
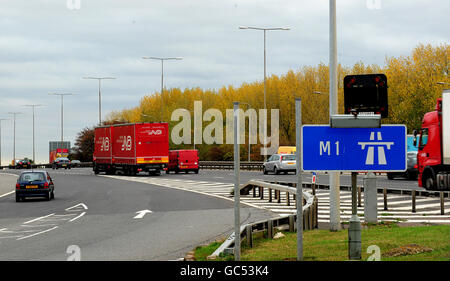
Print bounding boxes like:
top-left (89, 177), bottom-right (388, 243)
top-left (0, 168), bottom-right (426, 260)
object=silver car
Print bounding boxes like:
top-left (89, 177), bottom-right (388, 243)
top-left (263, 154), bottom-right (296, 175)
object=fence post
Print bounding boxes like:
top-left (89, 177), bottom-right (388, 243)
top-left (269, 188), bottom-right (272, 202)
top-left (312, 183), bottom-right (316, 196)
top-left (267, 220), bottom-right (274, 239)
top-left (412, 190), bottom-right (416, 213)
top-left (441, 192), bottom-right (445, 215)
top-left (289, 215), bottom-right (295, 232)
top-left (315, 197), bottom-right (319, 228)
top-left (277, 190), bottom-right (281, 203)
top-left (383, 188), bottom-right (388, 211)
top-left (260, 187), bottom-right (264, 200)
top-left (253, 186), bottom-right (256, 198)
top-left (358, 187), bottom-right (362, 207)
top-left (246, 225), bottom-right (253, 248)
top-left (286, 192), bottom-right (290, 206)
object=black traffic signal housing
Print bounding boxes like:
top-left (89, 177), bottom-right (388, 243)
top-left (344, 74), bottom-right (388, 118)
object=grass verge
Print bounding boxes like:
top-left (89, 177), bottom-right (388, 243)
top-left (194, 223), bottom-right (450, 261)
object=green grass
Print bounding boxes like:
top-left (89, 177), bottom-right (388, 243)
top-left (194, 224), bottom-right (450, 261)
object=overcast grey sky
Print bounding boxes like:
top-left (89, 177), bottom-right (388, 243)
top-left (0, 0), bottom-right (448, 163)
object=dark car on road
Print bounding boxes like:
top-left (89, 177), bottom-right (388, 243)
top-left (52, 157), bottom-right (71, 169)
top-left (16, 159), bottom-right (32, 169)
top-left (387, 151), bottom-right (418, 180)
top-left (15, 170), bottom-right (55, 202)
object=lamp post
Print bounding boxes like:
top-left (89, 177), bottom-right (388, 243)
top-left (83, 77), bottom-right (116, 125)
top-left (141, 113), bottom-right (159, 122)
top-left (329, 0), bottom-right (341, 232)
top-left (48, 93), bottom-right (73, 146)
top-left (240, 102), bottom-right (254, 162)
top-left (23, 104), bottom-right (44, 163)
top-left (142, 56), bottom-right (183, 122)
top-left (239, 26), bottom-right (290, 162)
top-left (8, 112), bottom-right (22, 165)
top-left (0, 118), bottom-right (7, 167)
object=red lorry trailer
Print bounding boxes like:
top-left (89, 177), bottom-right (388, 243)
top-left (93, 123), bottom-right (169, 175)
top-left (167, 149), bottom-right (199, 174)
top-left (414, 89), bottom-right (450, 190)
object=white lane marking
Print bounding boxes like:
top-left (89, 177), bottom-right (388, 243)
top-left (65, 203), bottom-right (88, 211)
top-left (102, 175), bottom-right (267, 211)
top-left (17, 226), bottom-right (58, 240)
top-left (0, 191), bottom-right (15, 198)
top-left (134, 210), bottom-right (153, 219)
top-left (23, 213), bottom-right (55, 224)
top-left (69, 212), bottom-right (86, 222)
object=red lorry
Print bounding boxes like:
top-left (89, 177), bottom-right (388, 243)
top-left (166, 150), bottom-right (199, 174)
top-left (414, 89), bottom-right (450, 190)
top-left (93, 123), bottom-right (169, 175)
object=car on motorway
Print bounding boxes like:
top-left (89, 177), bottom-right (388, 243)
top-left (387, 151), bottom-right (418, 180)
top-left (15, 170), bottom-right (55, 202)
top-left (15, 159), bottom-right (32, 169)
top-left (70, 159), bottom-right (81, 167)
top-left (263, 154), bottom-right (297, 175)
top-left (52, 157), bottom-right (71, 169)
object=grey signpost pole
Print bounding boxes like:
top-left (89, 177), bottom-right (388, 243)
top-left (233, 101), bottom-right (241, 261)
top-left (349, 172), bottom-right (362, 260)
top-left (295, 98), bottom-right (303, 261)
top-left (364, 172), bottom-right (378, 223)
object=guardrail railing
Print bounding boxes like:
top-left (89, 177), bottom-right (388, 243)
top-left (199, 161), bottom-right (263, 170)
top-left (207, 180), bottom-right (318, 259)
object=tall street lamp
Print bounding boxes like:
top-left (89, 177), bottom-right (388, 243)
top-left (239, 26), bottom-right (290, 161)
top-left (48, 93), bottom-right (74, 146)
top-left (0, 118), bottom-right (8, 167)
top-left (83, 77), bottom-right (116, 125)
top-left (240, 102), bottom-right (254, 162)
top-left (142, 56), bottom-right (183, 122)
top-left (8, 112), bottom-right (22, 165)
top-left (23, 104), bottom-right (44, 163)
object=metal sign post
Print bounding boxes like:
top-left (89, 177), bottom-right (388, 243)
top-left (348, 172), bottom-right (361, 260)
top-left (295, 98), bottom-right (303, 261)
top-left (233, 102), bottom-right (241, 261)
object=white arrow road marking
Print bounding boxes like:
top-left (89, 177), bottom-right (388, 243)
top-left (69, 212), bottom-right (86, 222)
top-left (65, 203), bottom-right (88, 211)
top-left (134, 210), bottom-right (153, 219)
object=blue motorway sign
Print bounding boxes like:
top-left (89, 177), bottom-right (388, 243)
top-left (302, 125), bottom-right (407, 172)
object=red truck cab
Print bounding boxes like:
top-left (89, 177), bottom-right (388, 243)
top-left (167, 150), bottom-right (199, 174)
top-left (415, 91), bottom-right (450, 190)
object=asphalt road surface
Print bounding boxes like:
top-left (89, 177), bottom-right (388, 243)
top-left (0, 167), bottom-right (423, 261)
top-left (0, 168), bottom-right (273, 261)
